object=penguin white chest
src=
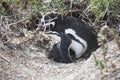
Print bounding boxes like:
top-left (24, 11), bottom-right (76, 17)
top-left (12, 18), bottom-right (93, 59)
top-left (70, 40), bottom-right (84, 58)
top-left (65, 28), bottom-right (88, 58)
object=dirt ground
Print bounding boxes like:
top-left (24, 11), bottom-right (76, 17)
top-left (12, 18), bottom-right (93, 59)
top-left (0, 45), bottom-right (86, 80)
top-left (0, 31), bottom-right (120, 80)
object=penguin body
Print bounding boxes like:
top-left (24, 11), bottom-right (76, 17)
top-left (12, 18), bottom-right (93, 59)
top-left (38, 12), bottom-right (99, 63)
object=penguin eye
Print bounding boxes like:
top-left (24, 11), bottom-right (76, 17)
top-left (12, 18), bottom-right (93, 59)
top-left (43, 16), bottom-right (50, 24)
top-left (44, 16), bottom-right (50, 21)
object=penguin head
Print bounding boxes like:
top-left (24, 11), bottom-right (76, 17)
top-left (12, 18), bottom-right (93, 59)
top-left (36, 12), bottom-right (58, 31)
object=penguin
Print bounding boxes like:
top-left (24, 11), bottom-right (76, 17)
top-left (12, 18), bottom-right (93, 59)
top-left (37, 12), bottom-right (99, 63)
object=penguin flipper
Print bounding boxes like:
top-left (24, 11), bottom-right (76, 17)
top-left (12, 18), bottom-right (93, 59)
top-left (60, 33), bottom-right (72, 63)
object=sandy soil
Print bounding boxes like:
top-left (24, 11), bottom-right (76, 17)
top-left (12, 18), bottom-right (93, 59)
top-left (0, 32), bottom-right (120, 80)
